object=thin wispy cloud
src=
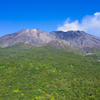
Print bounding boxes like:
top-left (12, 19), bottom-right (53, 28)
top-left (57, 12), bottom-right (100, 36)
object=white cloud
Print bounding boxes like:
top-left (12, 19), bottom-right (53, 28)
top-left (57, 12), bottom-right (100, 36)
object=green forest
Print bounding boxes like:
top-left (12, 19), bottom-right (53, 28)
top-left (0, 45), bottom-right (100, 100)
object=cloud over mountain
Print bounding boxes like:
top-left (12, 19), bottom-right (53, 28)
top-left (57, 12), bottom-right (100, 36)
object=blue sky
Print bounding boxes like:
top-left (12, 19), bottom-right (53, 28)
top-left (0, 0), bottom-right (100, 37)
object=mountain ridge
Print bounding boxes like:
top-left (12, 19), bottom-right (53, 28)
top-left (50, 30), bottom-right (100, 49)
top-left (0, 29), bottom-right (100, 52)
top-left (0, 29), bottom-right (56, 47)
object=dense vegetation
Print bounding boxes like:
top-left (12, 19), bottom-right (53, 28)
top-left (86, 52), bottom-right (100, 61)
top-left (0, 43), bottom-right (34, 61)
top-left (84, 47), bottom-right (100, 60)
top-left (0, 46), bottom-right (100, 100)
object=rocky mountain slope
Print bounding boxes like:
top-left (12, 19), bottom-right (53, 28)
top-left (0, 29), bottom-right (100, 53)
top-left (50, 30), bottom-right (100, 49)
top-left (0, 29), bottom-right (56, 47)
top-left (45, 39), bottom-right (86, 55)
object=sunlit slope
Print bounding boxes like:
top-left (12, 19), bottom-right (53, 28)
top-left (0, 47), bottom-right (100, 100)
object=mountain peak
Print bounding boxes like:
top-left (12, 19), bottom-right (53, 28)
top-left (31, 29), bottom-right (37, 32)
top-left (26, 29), bottom-right (30, 32)
top-left (25, 29), bottom-right (42, 33)
top-left (1, 29), bottom-right (100, 49)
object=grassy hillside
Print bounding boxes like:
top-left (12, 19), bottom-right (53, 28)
top-left (84, 47), bottom-right (100, 53)
top-left (0, 41), bottom-right (86, 62)
top-left (83, 47), bottom-right (100, 60)
top-left (86, 52), bottom-right (100, 60)
top-left (0, 43), bottom-right (34, 61)
top-left (0, 47), bottom-right (100, 100)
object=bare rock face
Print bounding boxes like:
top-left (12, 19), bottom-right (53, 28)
top-left (50, 30), bottom-right (100, 49)
top-left (0, 29), bottom-right (56, 47)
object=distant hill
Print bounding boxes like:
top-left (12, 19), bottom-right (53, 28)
top-left (45, 39), bottom-right (86, 55)
top-left (50, 30), bottom-right (100, 50)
